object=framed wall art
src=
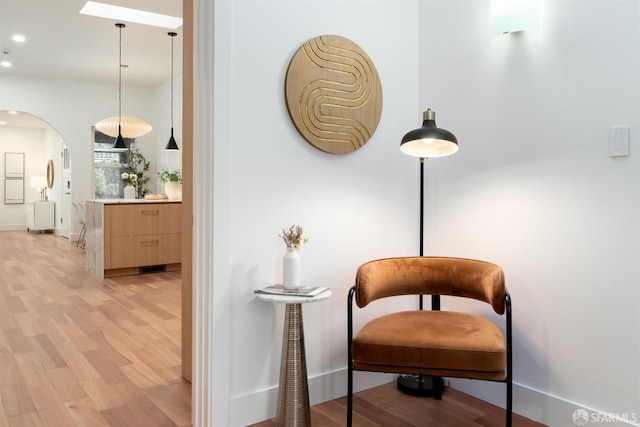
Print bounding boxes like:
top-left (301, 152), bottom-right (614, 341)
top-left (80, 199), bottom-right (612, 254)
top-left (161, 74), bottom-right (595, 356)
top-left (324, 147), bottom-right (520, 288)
top-left (4, 179), bottom-right (24, 204)
top-left (5, 152), bottom-right (25, 178)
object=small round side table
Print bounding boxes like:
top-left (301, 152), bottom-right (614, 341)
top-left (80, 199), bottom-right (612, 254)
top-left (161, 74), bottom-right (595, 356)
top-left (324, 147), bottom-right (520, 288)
top-left (255, 288), bottom-right (331, 427)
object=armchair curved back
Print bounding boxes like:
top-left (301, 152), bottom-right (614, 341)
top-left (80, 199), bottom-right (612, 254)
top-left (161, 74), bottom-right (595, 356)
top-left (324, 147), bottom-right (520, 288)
top-left (355, 256), bottom-right (506, 314)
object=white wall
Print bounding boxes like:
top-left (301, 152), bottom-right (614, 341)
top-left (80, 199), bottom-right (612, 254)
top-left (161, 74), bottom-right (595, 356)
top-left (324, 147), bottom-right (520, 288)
top-left (194, 0), bottom-right (423, 425)
top-left (419, 0), bottom-right (640, 425)
top-left (0, 126), bottom-right (46, 229)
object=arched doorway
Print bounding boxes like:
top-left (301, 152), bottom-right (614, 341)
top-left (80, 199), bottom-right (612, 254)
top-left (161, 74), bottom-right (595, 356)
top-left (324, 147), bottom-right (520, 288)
top-left (0, 110), bottom-right (75, 239)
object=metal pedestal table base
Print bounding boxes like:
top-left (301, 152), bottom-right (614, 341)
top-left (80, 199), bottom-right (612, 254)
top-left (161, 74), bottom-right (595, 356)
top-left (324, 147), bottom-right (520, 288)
top-left (276, 303), bottom-right (311, 427)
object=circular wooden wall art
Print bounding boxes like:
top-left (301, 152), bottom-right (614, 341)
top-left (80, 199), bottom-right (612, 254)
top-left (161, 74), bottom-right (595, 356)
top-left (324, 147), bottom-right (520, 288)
top-left (285, 35), bottom-right (383, 154)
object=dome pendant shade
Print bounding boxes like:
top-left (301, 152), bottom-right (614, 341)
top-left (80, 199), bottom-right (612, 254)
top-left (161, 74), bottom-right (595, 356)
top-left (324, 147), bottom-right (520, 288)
top-left (165, 127), bottom-right (179, 150)
top-left (96, 116), bottom-right (152, 138)
top-left (400, 109), bottom-right (459, 158)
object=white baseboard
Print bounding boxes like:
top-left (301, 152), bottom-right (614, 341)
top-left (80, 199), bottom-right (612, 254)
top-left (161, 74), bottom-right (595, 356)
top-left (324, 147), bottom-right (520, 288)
top-left (0, 224), bottom-right (26, 231)
top-left (230, 368), bottom-right (394, 426)
top-left (449, 378), bottom-right (640, 427)
top-left (231, 369), bottom-right (640, 427)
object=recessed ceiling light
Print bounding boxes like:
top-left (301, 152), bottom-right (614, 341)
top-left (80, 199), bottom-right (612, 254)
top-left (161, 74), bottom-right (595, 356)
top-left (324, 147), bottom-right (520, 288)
top-left (12, 35), bottom-right (26, 43)
top-left (79, 1), bottom-right (182, 29)
top-left (0, 61), bottom-right (11, 68)
top-left (8, 111), bottom-right (17, 115)
top-left (0, 122), bottom-right (6, 126)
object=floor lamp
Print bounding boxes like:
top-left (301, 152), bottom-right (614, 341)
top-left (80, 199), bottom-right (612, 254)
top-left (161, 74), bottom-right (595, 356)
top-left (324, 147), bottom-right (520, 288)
top-left (398, 108), bottom-right (459, 396)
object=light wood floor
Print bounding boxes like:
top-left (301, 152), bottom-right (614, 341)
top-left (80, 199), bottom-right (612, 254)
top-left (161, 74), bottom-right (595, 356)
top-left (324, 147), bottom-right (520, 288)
top-left (251, 381), bottom-right (547, 427)
top-left (0, 231), bottom-right (190, 426)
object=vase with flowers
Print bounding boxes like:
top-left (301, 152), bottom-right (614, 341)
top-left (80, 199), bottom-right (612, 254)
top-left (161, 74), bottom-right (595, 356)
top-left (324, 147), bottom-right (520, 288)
top-left (279, 224), bottom-right (309, 289)
top-left (121, 172), bottom-right (137, 199)
top-left (157, 169), bottom-right (182, 200)
top-left (125, 148), bottom-right (151, 199)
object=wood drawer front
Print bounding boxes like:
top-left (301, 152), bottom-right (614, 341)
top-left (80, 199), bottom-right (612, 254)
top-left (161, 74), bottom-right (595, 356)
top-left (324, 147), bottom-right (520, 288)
top-left (131, 204), bottom-right (182, 236)
top-left (133, 233), bottom-right (182, 266)
top-left (107, 205), bottom-right (133, 237)
top-left (109, 236), bottom-right (135, 269)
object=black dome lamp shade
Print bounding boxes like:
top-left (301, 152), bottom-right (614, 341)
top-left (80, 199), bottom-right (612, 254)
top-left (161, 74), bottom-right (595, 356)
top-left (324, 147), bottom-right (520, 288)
top-left (400, 109), bottom-right (458, 158)
top-left (165, 31), bottom-right (179, 150)
top-left (113, 127), bottom-right (127, 150)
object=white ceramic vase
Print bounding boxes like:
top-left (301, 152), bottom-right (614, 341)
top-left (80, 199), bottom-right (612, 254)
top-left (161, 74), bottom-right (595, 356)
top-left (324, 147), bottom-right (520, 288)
top-left (283, 248), bottom-right (301, 289)
top-left (123, 184), bottom-right (136, 199)
top-left (165, 182), bottom-right (182, 200)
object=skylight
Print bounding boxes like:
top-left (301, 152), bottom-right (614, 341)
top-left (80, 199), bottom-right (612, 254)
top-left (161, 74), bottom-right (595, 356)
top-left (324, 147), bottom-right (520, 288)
top-left (79, 1), bottom-right (183, 29)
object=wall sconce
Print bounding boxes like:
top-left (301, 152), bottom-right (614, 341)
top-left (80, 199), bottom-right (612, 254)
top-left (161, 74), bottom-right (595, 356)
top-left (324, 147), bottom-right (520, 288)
top-left (490, 0), bottom-right (541, 36)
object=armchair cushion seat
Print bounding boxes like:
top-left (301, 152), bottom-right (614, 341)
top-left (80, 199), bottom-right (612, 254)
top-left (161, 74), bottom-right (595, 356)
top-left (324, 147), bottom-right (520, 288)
top-left (352, 310), bottom-right (506, 381)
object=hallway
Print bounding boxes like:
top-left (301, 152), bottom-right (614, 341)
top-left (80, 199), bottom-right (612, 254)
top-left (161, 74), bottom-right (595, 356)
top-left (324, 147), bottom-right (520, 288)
top-left (0, 231), bottom-right (190, 426)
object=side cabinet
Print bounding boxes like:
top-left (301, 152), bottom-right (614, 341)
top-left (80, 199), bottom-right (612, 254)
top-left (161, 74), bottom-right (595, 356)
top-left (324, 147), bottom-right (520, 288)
top-left (26, 201), bottom-right (55, 232)
top-left (103, 202), bottom-right (182, 276)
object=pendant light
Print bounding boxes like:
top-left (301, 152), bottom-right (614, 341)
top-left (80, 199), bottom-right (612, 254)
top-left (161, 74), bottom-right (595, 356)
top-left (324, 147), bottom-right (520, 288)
top-left (112, 23), bottom-right (127, 150)
top-left (165, 31), bottom-right (179, 150)
top-left (96, 23), bottom-right (152, 149)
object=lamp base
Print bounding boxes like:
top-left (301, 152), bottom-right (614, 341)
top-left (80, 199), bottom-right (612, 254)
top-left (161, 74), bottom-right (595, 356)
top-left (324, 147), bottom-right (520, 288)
top-left (397, 374), bottom-right (444, 399)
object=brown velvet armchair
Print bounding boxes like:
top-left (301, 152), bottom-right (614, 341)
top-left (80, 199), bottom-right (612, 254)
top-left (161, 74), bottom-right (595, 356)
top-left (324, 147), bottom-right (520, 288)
top-left (347, 256), bottom-right (512, 426)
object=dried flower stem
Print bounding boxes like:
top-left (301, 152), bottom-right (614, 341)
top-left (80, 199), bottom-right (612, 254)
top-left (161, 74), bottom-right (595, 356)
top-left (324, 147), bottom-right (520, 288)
top-left (279, 224), bottom-right (309, 250)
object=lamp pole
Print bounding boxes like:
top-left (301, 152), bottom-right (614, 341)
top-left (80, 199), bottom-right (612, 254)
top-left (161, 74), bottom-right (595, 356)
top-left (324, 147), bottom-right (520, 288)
top-left (397, 109), bottom-right (458, 397)
top-left (420, 158), bottom-right (441, 311)
top-left (396, 157), bottom-right (443, 397)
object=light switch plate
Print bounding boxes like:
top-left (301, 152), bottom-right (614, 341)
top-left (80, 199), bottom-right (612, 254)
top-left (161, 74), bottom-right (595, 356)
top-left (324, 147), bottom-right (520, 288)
top-left (609, 127), bottom-right (629, 157)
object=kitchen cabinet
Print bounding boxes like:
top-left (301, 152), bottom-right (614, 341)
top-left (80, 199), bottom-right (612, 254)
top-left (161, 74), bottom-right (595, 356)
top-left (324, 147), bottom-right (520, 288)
top-left (85, 200), bottom-right (181, 278)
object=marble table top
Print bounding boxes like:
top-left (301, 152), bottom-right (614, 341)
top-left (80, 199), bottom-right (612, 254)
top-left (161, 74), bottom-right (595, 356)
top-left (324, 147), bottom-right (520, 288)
top-left (254, 288), bottom-right (332, 304)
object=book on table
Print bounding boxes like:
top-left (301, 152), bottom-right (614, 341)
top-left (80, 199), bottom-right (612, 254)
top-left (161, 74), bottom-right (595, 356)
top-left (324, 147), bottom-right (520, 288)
top-left (254, 284), bottom-right (328, 297)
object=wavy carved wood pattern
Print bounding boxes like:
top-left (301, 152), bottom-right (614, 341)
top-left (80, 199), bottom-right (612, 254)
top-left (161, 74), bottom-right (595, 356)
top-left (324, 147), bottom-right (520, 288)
top-left (285, 35), bottom-right (383, 154)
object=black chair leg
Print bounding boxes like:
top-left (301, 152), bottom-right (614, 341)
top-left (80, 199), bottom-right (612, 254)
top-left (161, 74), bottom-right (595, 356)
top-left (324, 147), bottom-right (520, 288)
top-left (77, 224), bottom-right (86, 249)
top-left (347, 286), bottom-right (355, 427)
top-left (506, 378), bottom-right (513, 427)
top-left (433, 376), bottom-right (443, 400)
top-left (347, 365), bottom-right (353, 427)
